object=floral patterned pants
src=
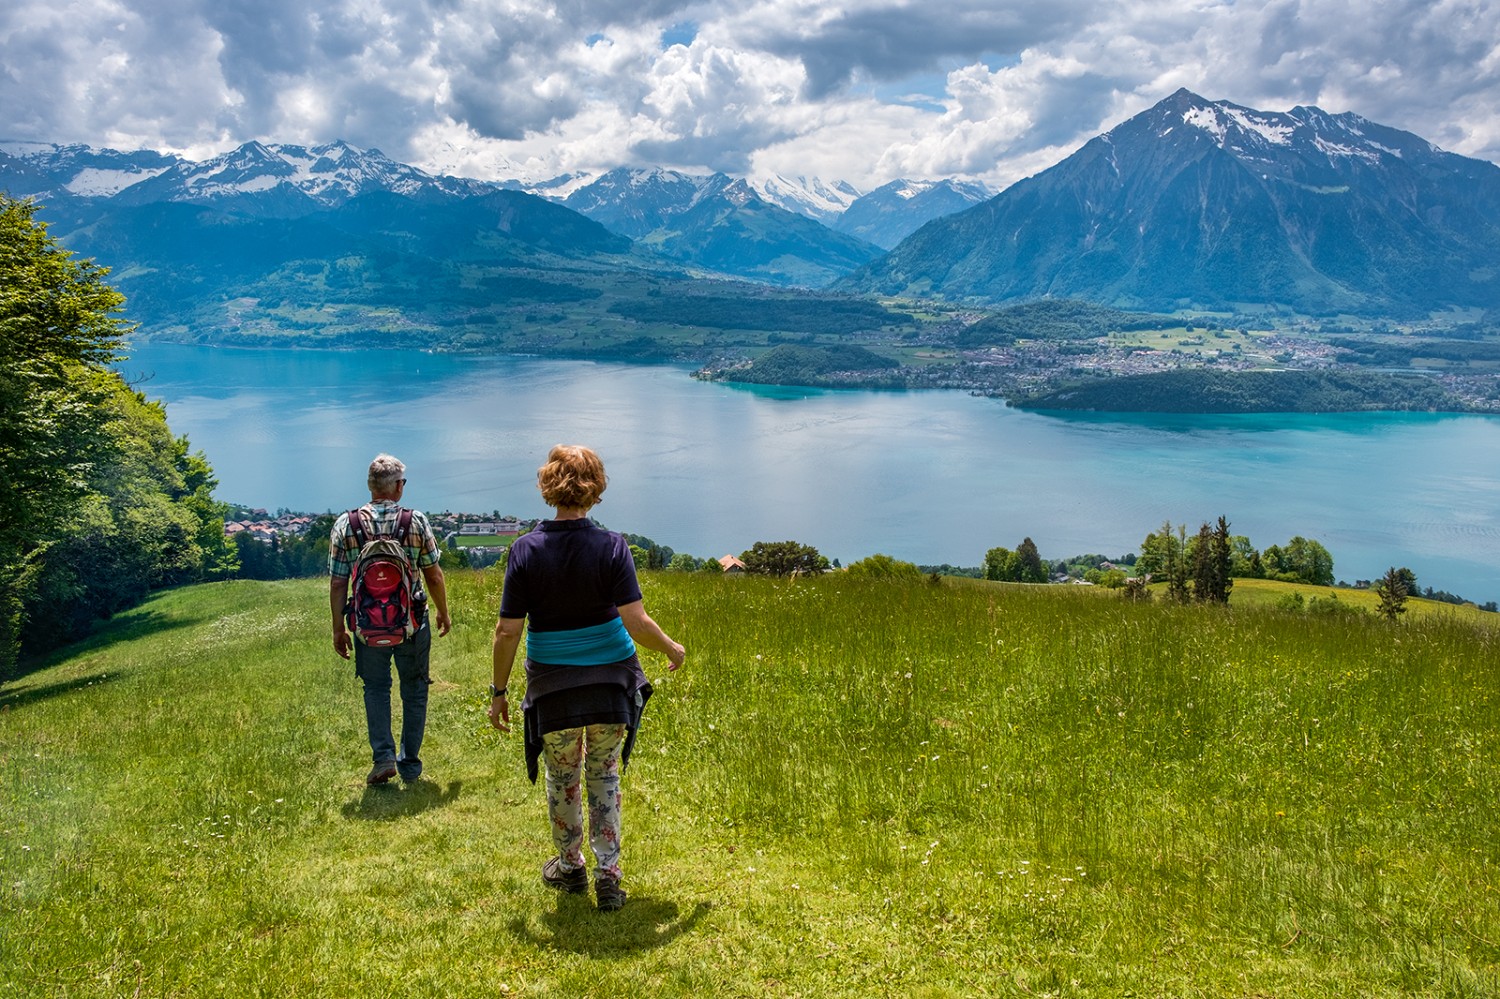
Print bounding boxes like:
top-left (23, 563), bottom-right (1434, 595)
top-left (542, 723), bottom-right (626, 880)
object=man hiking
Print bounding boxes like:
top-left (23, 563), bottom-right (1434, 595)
top-left (330, 454), bottom-right (452, 785)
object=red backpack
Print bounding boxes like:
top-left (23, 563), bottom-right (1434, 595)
top-left (345, 507), bottom-right (422, 647)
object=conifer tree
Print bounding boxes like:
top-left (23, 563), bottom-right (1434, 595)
top-left (1376, 566), bottom-right (1410, 622)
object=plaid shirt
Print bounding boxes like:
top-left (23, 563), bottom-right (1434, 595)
top-left (328, 500), bottom-right (441, 581)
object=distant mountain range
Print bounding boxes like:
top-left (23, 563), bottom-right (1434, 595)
top-left (7, 88), bottom-right (1500, 323)
top-left (0, 139), bottom-right (983, 287)
top-left (840, 89), bottom-right (1500, 316)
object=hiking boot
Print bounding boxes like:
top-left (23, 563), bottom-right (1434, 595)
top-left (366, 761), bottom-right (398, 785)
top-left (542, 856), bottom-right (588, 894)
top-left (594, 875), bottom-right (627, 912)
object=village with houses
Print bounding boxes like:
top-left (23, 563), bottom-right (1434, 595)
top-left (223, 508), bottom-right (534, 566)
top-left (222, 505), bottom-right (760, 576)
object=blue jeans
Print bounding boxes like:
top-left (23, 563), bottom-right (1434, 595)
top-left (354, 620), bottom-right (431, 780)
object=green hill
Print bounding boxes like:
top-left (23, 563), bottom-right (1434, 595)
top-left (3, 573), bottom-right (1497, 996)
top-left (1013, 368), bottom-right (1460, 413)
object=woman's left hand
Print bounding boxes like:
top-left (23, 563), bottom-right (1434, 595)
top-left (488, 694), bottom-right (511, 732)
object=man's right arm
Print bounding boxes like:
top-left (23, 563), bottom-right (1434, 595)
top-left (329, 513), bottom-right (353, 659)
top-left (331, 575), bottom-right (351, 659)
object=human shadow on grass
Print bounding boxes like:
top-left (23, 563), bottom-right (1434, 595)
top-left (508, 895), bottom-right (712, 953)
top-left (342, 779), bottom-right (463, 821)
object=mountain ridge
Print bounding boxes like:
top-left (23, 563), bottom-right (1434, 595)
top-left (840, 88), bottom-right (1500, 316)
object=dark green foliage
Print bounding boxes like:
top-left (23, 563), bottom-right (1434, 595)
top-left (844, 553), bottom-right (922, 579)
top-left (19, 369), bottom-right (238, 659)
top-left (740, 540), bottom-right (829, 576)
top-left (2, 197), bottom-right (126, 675)
top-left (231, 515), bottom-right (334, 580)
top-left (1013, 368), bottom-right (1460, 413)
top-left (983, 538), bottom-right (1048, 583)
top-left (1, 194), bottom-right (233, 674)
top-left (730, 343), bottom-right (898, 386)
top-left (1376, 566), bottom-right (1411, 622)
top-left (1190, 517), bottom-right (1234, 604)
top-left (1263, 536), bottom-right (1336, 586)
top-left (621, 532), bottom-right (675, 571)
top-left (918, 564), bottom-right (985, 579)
top-left (609, 292), bottom-right (907, 334)
top-left (957, 299), bottom-right (1182, 347)
top-left (1138, 521), bottom-right (1191, 602)
top-left (1331, 336), bottom-right (1500, 366)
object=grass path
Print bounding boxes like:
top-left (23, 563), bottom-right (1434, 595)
top-left (2, 573), bottom-right (1497, 997)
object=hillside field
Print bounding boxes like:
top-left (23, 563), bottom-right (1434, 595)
top-left (2, 572), bottom-right (1497, 997)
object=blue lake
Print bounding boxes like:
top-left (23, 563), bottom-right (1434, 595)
top-left (116, 342), bottom-right (1500, 605)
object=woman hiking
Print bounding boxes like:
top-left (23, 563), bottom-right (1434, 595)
top-left (488, 444), bottom-right (686, 912)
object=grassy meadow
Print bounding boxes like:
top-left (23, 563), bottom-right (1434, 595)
top-left (2, 571), bottom-right (1497, 997)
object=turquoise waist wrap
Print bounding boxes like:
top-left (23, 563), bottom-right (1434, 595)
top-left (526, 617), bottom-right (636, 666)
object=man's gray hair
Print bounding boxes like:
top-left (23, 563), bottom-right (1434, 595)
top-left (368, 453), bottom-right (406, 495)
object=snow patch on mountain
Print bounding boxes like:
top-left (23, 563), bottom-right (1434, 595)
top-left (65, 166), bottom-right (172, 196)
top-left (747, 173), bottom-right (862, 222)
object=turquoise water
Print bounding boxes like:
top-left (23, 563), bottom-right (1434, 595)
top-left (116, 343), bottom-right (1500, 605)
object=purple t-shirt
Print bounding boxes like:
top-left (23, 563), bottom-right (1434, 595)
top-left (498, 518), bottom-right (643, 633)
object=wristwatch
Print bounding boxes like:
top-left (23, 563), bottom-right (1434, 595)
top-left (489, 684), bottom-right (507, 698)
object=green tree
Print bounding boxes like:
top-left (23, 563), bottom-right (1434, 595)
top-left (845, 553), bottom-right (922, 579)
top-left (1, 196), bottom-right (129, 675)
top-left (984, 546), bottom-right (1018, 582)
top-left (1136, 521), bottom-right (1180, 581)
top-left (21, 378), bottom-right (238, 655)
top-left (1, 195), bottom-right (235, 671)
top-left (1375, 566), bottom-right (1410, 622)
top-left (1270, 536), bottom-right (1335, 586)
top-left (1191, 517), bottom-right (1234, 604)
top-left (1153, 522), bottom-right (1189, 603)
top-left (1015, 537), bottom-right (1048, 583)
top-left (1228, 535), bottom-right (1260, 577)
top-left (741, 541), bottom-right (829, 577)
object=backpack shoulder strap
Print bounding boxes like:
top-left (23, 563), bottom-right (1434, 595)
top-left (395, 507), bottom-right (414, 542)
top-left (348, 508), bottom-right (370, 548)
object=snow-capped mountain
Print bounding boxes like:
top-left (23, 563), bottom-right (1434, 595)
top-left (562, 167), bottom-right (718, 239)
top-left (745, 174), bottom-right (863, 223)
top-left (844, 89), bottom-right (1500, 315)
top-left (1, 139), bottom-right (502, 216)
top-left (834, 179), bottom-right (991, 249)
top-left (561, 167), bottom-right (879, 286)
top-left (109, 140), bottom-right (500, 214)
top-left (0, 141), bottom-right (182, 199)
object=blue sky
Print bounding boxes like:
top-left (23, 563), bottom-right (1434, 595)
top-left (3, 0), bottom-right (1498, 192)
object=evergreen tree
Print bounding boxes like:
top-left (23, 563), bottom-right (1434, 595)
top-left (1165, 524), bottom-right (1190, 603)
top-left (1376, 566), bottom-right (1410, 622)
top-left (1191, 522), bottom-right (1216, 601)
top-left (1015, 537), bottom-right (1048, 583)
top-left (1210, 516), bottom-right (1234, 603)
